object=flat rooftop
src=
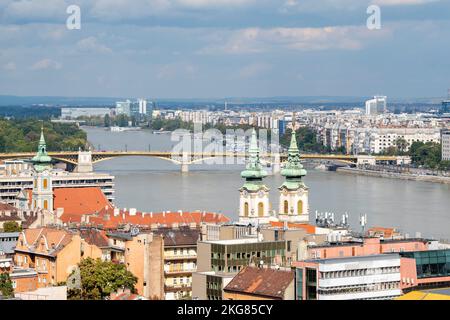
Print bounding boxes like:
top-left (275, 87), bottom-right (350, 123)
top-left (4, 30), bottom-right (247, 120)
top-left (304, 253), bottom-right (400, 264)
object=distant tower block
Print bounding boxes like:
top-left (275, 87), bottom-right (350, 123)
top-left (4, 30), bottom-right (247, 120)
top-left (76, 150), bottom-right (93, 173)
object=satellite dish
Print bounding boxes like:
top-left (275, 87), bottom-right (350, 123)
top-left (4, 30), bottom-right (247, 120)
top-left (130, 226), bottom-right (140, 236)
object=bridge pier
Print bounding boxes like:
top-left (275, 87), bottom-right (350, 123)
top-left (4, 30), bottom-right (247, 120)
top-left (181, 152), bottom-right (189, 173)
top-left (181, 163), bottom-right (189, 173)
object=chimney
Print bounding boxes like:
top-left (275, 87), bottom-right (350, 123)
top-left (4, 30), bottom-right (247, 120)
top-left (114, 208), bottom-right (120, 217)
top-left (163, 212), bottom-right (166, 217)
top-left (150, 212), bottom-right (153, 218)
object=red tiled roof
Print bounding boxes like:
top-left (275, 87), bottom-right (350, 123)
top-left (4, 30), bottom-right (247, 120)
top-left (224, 266), bottom-right (295, 299)
top-left (0, 202), bottom-right (18, 212)
top-left (87, 210), bottom-right (230, 229)
top-left (53, 187), bottom-right (113, 223)
top-left (269, 221), bottom-right (316, 234)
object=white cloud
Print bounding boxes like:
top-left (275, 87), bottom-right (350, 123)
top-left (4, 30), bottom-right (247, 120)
top-left (76, 37), bottom-right (112, 54)
top-left (31, 58), bottom-right (62, 70)
top-left (199, 25), bottom-right (391, 54)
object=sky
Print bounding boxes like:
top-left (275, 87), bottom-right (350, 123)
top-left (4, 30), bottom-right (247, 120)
top-left (0, 0), bottom-right (449, 99)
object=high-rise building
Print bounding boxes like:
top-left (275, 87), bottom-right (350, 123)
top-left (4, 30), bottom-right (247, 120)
top-left (115, 100), bottom-right (131, 116)
top-left (365, 96), bottom-right (387, 115)
top-left (441, 129), bottom-right (450, 161)
top-left (442, 89), bottom-right (450, 114)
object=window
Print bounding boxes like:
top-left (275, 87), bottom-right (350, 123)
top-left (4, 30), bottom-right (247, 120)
top-left (258, 202), bottom-right (264, 217)
top-left (283, 200), bottom-right (289, 214)
top-left (297, 200), bottom-right (303, 215)
top-left (244, 202), bottom-right (249, 217)
top-left (43, 200), bottom-right (48, 210)
top-left (43, 179), bottom-right (48, 189)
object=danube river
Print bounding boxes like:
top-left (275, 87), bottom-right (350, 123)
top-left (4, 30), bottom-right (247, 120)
top-left (84, 127), bottom-right (450, 240)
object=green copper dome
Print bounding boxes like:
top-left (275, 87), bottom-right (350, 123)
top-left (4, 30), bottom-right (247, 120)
top-left (280, 129), bottom-right (307, 190)
top-left (240, 129), bottom-right (268, 191)
top-left (31, 126), bottom-right (52, 172)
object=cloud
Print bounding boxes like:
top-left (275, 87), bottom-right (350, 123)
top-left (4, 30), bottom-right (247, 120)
top-left (31, 58), bottom-right (62, 70)
top-left (199, 25), bottom-right (391, 54)
top-left (76, 37), bottom-right (112, 54)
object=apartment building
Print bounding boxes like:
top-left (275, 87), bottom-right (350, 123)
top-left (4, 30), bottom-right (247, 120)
top-left (304, 237), bottom-right (431, 260)
top-left (153, 227), bottom-right (200, 300)
top-left (192, 271), bottom-right (235, 300)
top-left (294, 254), bottom-right (402, 300)
top-left (14, 227), bottom-right (107, 288)
top-left (441, 129), bottom-right (450, 161)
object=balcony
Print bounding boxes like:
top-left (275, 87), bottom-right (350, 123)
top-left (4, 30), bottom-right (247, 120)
top-left (164, 284), bottom-right (192, 293)
top-left (164, 269), bottom-right (196, 276)
top-left (164, 255), bottom-right (197, 261)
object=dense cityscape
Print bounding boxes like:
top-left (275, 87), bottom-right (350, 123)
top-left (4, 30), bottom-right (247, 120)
top-left (1, 0), bottom-right (449, 314)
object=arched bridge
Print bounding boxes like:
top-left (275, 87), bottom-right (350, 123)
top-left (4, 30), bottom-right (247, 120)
top-left (0, 151), bottom-right (408, 173)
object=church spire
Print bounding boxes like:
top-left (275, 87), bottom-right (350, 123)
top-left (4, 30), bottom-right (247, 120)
top-left (31, 125), bottom-right (52, 172)
top-left (240, 129), bottom-right (268, 185)
top-left (280, 129), bottom-right (307, 188)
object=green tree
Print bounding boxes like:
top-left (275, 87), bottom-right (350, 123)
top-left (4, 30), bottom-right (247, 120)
top-left (2, 221), bottom-right (22, 232)
top-left (394, 137), bottom-right (409, 155)
top-left (0, 273), bottom-right (14, 298)
top-left (103, 114), bottom-right (111, 127)
top-left (68, 258), bottom-right (137, 300)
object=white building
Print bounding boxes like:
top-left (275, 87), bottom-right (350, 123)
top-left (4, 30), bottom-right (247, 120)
top-left (365, 96), bottom-right (387, 115)
top-left (442, 129), bottom-right (450, 161)
top-left (296, 254), bottom-right (402, 300)
top-left (61, 108), bottom-right (111, 119)
top-left (115, 100), bottom-right (131, 116)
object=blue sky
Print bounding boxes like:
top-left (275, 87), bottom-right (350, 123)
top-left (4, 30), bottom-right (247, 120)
top-left (0, 0), bottom-right (449, 99)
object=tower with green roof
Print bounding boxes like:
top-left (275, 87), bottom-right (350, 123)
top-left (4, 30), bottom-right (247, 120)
top-left (278, 129), bottom-right (309, 223)
top-left (239, 129), bottom-right (271, 225)
top-left (30, 126), bottom-right (54, 211)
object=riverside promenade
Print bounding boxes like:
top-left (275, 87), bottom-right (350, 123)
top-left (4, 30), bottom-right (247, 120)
top-left (337, 167), bottom-right (450, 184)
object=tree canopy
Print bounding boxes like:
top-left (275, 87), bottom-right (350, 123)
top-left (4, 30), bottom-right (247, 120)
top-left (67, 258), bottom-right (138, 300)
top-left (0, 119), bottom-right (87, 153)
top-left (0, 273), bottom-right (14, 299)
top-left (2, 221), bottom-right (22, 233)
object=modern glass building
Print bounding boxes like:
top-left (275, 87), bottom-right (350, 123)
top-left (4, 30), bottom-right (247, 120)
top-left (400, 249), bottom-right (450, 279)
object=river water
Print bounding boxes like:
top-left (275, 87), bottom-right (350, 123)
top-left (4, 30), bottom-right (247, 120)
top-left (83, 127), bottom-right (450, 240)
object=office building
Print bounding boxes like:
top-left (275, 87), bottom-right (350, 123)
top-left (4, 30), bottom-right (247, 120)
top-left (115, 100), bottom-right (131, 116)
top-left (60, 108), bottom-right (111, 119)
top-left (294, 254), bottom-right (402, 300)
top-left (441, 129), bottom-right (450, 161)
top-left (365, 96), bottom-right (387, 115)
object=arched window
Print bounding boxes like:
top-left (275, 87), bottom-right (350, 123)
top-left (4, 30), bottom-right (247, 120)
top-left (43, 200), bottom-right (48, 210)
top-left (297, 200), bottom-right (303, 215)
top-left (283, 200), bottom-right (288, 214)
top-left (244, 202), bottom-right (249, 217)
top-left (258, 202), bottom-right (264, 217)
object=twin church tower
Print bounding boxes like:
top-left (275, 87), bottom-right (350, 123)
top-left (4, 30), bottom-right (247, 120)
top-left (239, 129), bottom-right (309, 225)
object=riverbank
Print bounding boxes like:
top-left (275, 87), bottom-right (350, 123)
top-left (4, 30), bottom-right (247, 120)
top-left (337, 167), bottom-right (450, 184)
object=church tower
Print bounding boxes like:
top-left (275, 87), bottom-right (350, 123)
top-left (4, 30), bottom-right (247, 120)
top-left (239, 129), bottom-right (271, 225)
top-left (30, 126), bottom-right (54, 211)
top-left (278, 129), bottom-right (309, 223)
